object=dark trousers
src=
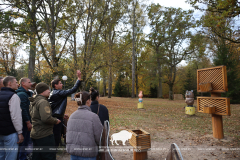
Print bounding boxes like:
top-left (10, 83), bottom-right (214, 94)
top-left (53, 117), bottom-right (63, 147)
top-left (32, 134), bottom-right (56, 160)
top-left (18, 123), bottom-right (32, 160)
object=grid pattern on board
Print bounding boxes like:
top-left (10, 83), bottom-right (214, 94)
top-left (198, 68), bottom-right (224, 91)
top-left (198, 98), bottom-right (228, 115)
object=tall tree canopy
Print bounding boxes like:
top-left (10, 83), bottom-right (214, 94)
top-left (147, 4), bottom-right (196, 100)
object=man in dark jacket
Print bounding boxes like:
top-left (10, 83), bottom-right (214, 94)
top-left (0, 76), bottom-right (24, 160)
top-left (16, 78), bottom-right (33, 160)
top-left (48, 70), bottom-right (81, 147)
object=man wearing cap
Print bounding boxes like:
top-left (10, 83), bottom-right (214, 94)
top-left (49, 70), bottom-right (81, 147)
top-left (0, 76), bottom-right (24, 160)
top-left (29, 82), bottom-right (61, 160)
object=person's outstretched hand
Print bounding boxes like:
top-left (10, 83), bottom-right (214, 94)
top-left (77, 70), bottom-right (81, 81)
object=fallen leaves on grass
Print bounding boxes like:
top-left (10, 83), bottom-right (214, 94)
top-left (66, 97), bottom-right (240, 148)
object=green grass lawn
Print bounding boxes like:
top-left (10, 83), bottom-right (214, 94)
top-left (66, 97), bottom-right (240, 145)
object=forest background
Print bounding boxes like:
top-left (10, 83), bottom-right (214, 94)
top-left (0, 0), bottom-right (240, 103)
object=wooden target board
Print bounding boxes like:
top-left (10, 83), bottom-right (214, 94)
top-left (197, 97), bottom-right (230, 116)
top-left (197, 65), bottom-right (230, 139)
top-left (197, 66), bottom-right (228, 92)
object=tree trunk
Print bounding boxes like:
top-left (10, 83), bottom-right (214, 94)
top-left (131, 1), bottom-right (136, 98)
top-left (135, 73), bottom-right (138, 96)
top-left (103, 82), bottom-right (106, 97)
top-left (28, 0), bottom-right (36, 81)
top-left (50, 0), bottom-right (58, 77)
top-left (135, 56), bottom-right (138, 95)
top-left (169, 83), bottom-right (174, 100)
top-left (108, 65), bottom-right (112, 98)
top-left (73, 27), bottom-right (77, 68)
top-left (28, 33), bottom-right (36, 81)
top-left (158, 78), bottom-right (163, 98)
top-left (107, 17), bottom-right (113, 98)
top-left (156, 44), bottom-right (163, 98)
top-left (103, 70), bottom-right (106, 97)
top-left (157, 58), bottom-right (163, 98)
top-left (97, 71), bottom-right (100, 91)
top-left (108, 41), bottom-right (113, 98)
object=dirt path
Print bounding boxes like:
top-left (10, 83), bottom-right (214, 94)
top-left (57, 131), bottom-right (239, 160)
top-left (58, 97), bottom-right (240, 160)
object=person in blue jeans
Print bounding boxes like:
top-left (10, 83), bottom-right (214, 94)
top-left (0, 76), bottom-right (24, 160)
top-left (16, 78), bottom-right (33, 160)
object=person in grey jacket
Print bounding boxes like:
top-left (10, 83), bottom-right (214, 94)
top-left (66, 91), bottom-right (103, 160)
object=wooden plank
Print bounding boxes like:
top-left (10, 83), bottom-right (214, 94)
top-left (140, 128), bottom-right (150, 134)
top-left (197, 65), bottom-right (225, 71)
top-left (198, 96), bottom-right (226, 100)
top-left (133, 151), bottom-right (147, 160)
top-left (137, 143), bottom-right (151, 146)
top-left (198, 90), bottom-right (226, 93)
top-left (130, 140), bottom-right (150, 145)
top-left (137, 139), bottom-right (150, 142)
top-left (197, 67), bottom-right (199, 90)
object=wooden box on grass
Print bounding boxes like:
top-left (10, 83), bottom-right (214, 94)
top-left (129, 129), bottom-right (151, 151)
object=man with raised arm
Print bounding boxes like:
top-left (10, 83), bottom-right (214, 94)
top-left (49, 70), bottom-right (81, 147)
top-left (0, 76), bottom-right (24, 160)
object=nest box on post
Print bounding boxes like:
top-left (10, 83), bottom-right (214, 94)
top-left (197, 65), bottom-right (230, 139)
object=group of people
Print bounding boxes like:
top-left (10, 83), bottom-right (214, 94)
top-left (0, 70), bottom-right (109, 160)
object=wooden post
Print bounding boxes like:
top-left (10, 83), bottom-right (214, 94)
top-left (211, 92), bottom-right (224, 139)
top-left (133, 151), bottom-right (147, 160)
